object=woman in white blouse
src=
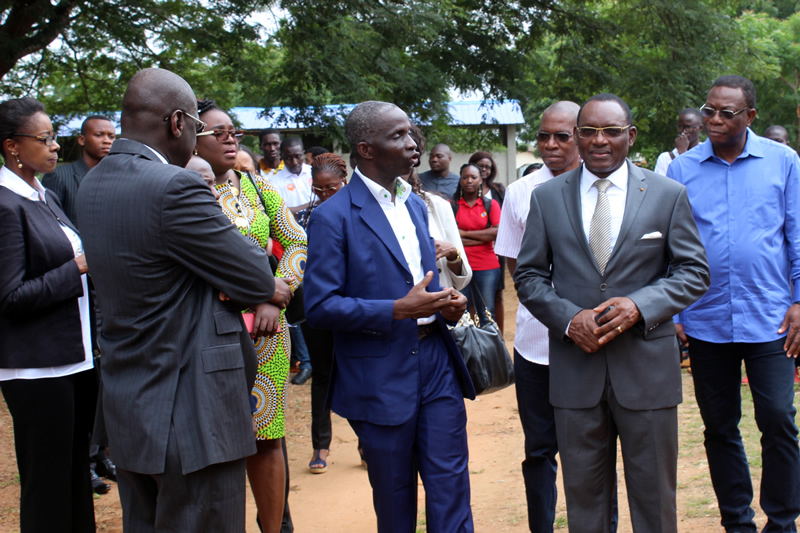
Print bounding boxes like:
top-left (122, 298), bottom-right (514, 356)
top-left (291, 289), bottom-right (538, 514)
top-left (0, 98), bottom-right (97, 532)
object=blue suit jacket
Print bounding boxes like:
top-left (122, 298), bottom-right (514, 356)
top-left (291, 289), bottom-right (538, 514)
top-left (304, 173), bottom-right (475, 425)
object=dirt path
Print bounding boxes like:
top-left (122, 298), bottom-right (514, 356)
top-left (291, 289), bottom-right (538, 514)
top-left (0, 278), bottom-right (797, 531)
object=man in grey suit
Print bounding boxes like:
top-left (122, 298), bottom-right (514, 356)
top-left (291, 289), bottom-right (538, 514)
top-left (514, 93), bottom-right (710, 532)
top-left (78, 68), bottom-right (287, 530)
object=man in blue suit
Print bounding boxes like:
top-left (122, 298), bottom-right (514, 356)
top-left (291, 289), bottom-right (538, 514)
top-left (305, 100), bottom-right (476, 532)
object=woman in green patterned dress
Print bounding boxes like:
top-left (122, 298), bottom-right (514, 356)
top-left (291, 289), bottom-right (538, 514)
top-left (195, 100), bottom-right (307, 532)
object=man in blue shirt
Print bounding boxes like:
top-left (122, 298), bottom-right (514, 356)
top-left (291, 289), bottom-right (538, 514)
top-left (668, 75), bottom-right (800, 533)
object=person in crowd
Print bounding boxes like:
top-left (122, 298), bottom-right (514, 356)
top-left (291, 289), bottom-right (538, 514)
top-left (0, 97), bottom-right (96, 532)
top-left (194, 98), bottom-right (307, 533)
top-left (42, 113), bottom-right (118, 494)
top-left (468, 151), bottom-right (506, 331)
top-left (269, 136), bottom-right (314, 386)
top-left (186, 155), bottom-right (220, 200)
top-left (304, 145), bottom-right (328, 166)
top-left (653, 108), bottom-right (703, 176)
top-left (272, 137), bottom-right (314, 216)
top-left (406, 126), bottom-right (471, 292)
top-left (522, 162), bottom-right (543, 176)
top-left (667, 75), bottom-right (800, 533)
top-left (235, 144), bottom-right (258, 174)
top-left (515, 92), bottom-right (710, 532)
top-left (453, 163), bottom-right (501, 325)
top-left (497, 101), bottom-right (582, 533)
top-left (298, 152), bottom-right (348, 475)
top-left (418, 143), bottom-right (460, 200)
top-left (258, 127), bottom-right (283, 178)
top-left (764, 124), bottom-right (791, 145)
top-left (305, 100), bottom-right (474, 532)
top-left (42, 114), bottom-right (115, 225)
top-left (77, 69), bottom-right (281, 531)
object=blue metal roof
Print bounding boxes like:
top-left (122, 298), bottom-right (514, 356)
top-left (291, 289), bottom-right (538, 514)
top-left (56, 100), bottom-right (523, 134)
top-left (230, 100), bottom-right (524, 130)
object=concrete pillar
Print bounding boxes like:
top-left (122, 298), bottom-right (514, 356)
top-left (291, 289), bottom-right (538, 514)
top-left (505, 124), bottom-right (517, 186)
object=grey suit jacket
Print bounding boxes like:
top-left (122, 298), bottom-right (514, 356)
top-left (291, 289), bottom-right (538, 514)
top-left (514, 161), bottom-right (709, 411)
top-left (77, 139), bottom-right (275, 475)
top-left (42, 157), bottom-right (89, 226)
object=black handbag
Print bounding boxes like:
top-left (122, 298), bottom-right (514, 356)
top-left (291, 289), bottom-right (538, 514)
top-left (449, 291), bottom-right (514, 395)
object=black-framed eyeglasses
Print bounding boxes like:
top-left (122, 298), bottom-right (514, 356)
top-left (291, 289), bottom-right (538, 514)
top-left (196, 129), bottom-right (244, 142)
top-left (576, 125), bottom-right (632, 139)
top-left (475, 164), bottom-right (492, 171)
top-left (13, 132), bottom-right (58, 146)
top-left (536, 131), bottom-right (573, 143)
top-left (677, 124), bottom-right (701, 132)
top-left (699, 104), bottom-right (751, 120)
top-left (163, 110), bottom-right (207, 134)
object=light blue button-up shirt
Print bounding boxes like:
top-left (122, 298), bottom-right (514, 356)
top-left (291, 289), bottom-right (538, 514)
top-left (667, 129), bottom-right (800, 343)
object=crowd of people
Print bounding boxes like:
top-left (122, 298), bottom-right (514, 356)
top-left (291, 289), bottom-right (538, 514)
top-left (0, 67), bottom-right (798, 533)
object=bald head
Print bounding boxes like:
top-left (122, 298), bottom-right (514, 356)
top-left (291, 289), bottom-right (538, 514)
top-left (543, 101), bottom-right (580, 122)
top-left (764, 125), bottom-right (789, 145)
top-left (121, 68), bottom-right (198, 166)
top-left (429, 143), bottom-right (453, 175)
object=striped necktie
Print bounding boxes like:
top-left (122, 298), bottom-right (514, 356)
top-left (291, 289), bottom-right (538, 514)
top-left (589, 179), bottom-right (612, 274)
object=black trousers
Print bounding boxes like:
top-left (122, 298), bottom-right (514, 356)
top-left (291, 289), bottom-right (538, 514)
top-left (301, 322), bottom-right (334, 450)
top-left (1, 369), bottom-right (97, 533)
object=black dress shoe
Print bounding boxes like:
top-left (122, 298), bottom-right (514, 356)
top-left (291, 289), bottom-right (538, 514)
top-left (94, 457), bottom-right (117, 482)
top-left (291, 368), bottom-right (312, 385)
top-left (90, 468), bottom-right (111, 494)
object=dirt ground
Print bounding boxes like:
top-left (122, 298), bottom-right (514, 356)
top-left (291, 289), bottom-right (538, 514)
top-left (0, 276), bottom-right (798, 532)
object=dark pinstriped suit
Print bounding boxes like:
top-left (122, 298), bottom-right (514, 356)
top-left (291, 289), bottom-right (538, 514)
top-left (77, 139), bottom-right (275, 530)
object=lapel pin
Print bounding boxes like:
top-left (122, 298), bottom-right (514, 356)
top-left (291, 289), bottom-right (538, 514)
top-left (639, 188), bottom-right (644, 191)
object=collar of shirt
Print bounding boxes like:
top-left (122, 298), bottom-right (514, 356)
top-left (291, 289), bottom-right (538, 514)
top-left (580, 160), bottom-right (629, 194)
top-left (357, 168), bottom-right (412, 206)
top-left (141, 143), bottom-right (168, 164)
top-left (698, 128), bottom-right (764, 164)
top-left (0, 165), bottom-right (47, 202)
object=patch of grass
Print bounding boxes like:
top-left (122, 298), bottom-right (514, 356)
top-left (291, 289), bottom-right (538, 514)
top-left (469, 468), bottom-right (485, 475)
top-left (554, 514), bottom-right (568, 529)
top-left (0, 474), bottom-right (19, 488)
top-left (684, 496), bottom-right (714, 518)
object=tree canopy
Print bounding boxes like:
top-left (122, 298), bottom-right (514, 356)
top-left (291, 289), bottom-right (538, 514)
top-left (1, 0), bottom-right (799, 160)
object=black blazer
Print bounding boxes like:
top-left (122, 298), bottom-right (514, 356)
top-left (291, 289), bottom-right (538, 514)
top-left (0, 184), bottom-right (86, 368)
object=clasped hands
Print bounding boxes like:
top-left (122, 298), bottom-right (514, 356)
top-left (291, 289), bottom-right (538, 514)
top-left (393, 271), bottom-right (467, 322)
top-left (219, 277), bottom-right (295, 337)
top-left (568, 297), bottom-right (641, 354)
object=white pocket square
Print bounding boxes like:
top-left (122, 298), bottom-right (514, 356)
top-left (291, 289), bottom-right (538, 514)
top-left (640, 231), bottom-right (663, 239)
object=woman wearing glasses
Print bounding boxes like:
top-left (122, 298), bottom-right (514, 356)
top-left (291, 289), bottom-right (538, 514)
top-left (468, 151), bottom-right (506, 331)
top-left (0, 97), bottom-right (97, 531)
top-left (194, 100), bottom-right (307, 532)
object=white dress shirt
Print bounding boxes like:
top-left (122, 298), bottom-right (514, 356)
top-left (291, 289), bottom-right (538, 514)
top-left (358, 169), bottom-right (434, 325)
top-left (269, 163), bottom-right (315, 208)
top-left (495, 166), bottom-right (554, 365)
top-left (654, 148), bottom-right (679, 176)
top-left (0, 166), bottom-right (93, 380)
top-left (580, 163), bottom-right (628, 252)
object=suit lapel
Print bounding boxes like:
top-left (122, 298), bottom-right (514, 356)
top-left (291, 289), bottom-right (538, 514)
top-left (561, 166), bottom-right (601, 274)
top-left (409, 199), bottom-right (436, 274)
top-left (349, 174), bottom-right (412, 275)
top-left (606, 161), bottom-right (647, 270)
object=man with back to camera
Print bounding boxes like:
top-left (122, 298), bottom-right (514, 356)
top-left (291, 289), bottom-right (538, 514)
top-left (764, 124), bottom-right (791, 145)
top-left (304, 100), bottom-right (475, 532)
top-left (42, 115), bottom-right (115, 226)
top-left (667, 75), bottom-right (800, 533)
top-left (77, 68), bottom-right (288, 530)
top-left (497, 100), bottom-right (603, 533)
top-left (653, 108), bottom-right (703, 176)
top-left (419, 143), bottom-right (460, 200)
top-left (515, 93), bottom-right (709, 532)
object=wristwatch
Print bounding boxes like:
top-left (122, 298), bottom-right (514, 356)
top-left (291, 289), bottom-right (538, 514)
top-left (447, 249), bottom-right (461, 264)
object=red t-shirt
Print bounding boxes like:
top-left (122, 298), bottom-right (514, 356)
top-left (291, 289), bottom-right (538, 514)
top-left (455, 197), bottom-right (501, 271)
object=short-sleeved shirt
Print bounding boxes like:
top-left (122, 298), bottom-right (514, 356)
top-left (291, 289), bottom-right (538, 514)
top-left (419, 170), bottom-right (460, 200)
top-left (455, 197), bottom-right (500, 271)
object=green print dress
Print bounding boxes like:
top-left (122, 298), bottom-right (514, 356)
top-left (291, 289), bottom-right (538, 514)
top-left (215, 170), bottom-right (307, 440)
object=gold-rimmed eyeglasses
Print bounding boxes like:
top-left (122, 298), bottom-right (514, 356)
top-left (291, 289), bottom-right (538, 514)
top-left (163, 110), bottom-right (207, 134)
top-left (576, 125), bottom-right (632, 139)
top-left (13, 133), bottom-right (58, 146)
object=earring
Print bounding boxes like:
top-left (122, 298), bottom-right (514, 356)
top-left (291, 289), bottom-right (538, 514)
top-left (13, 154), bottom-right (21, 169)
top-left (193, 149), bottom-right (198, 155)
